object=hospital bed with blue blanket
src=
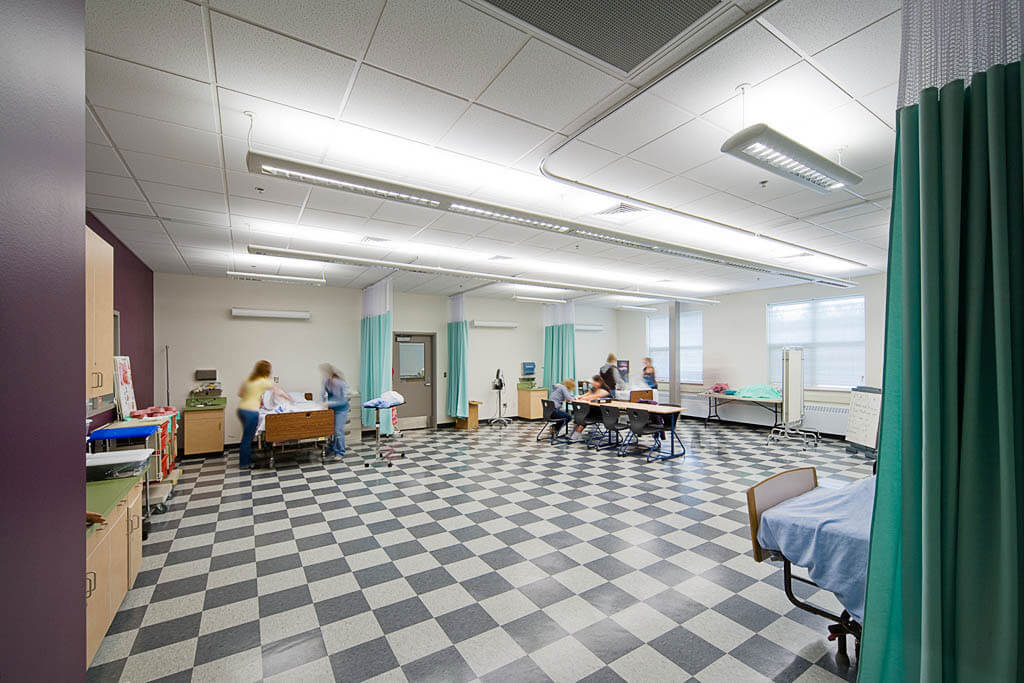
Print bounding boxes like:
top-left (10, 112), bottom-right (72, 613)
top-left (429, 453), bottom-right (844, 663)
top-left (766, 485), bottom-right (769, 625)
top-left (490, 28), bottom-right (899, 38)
top-left (746, 467), bottom-right (875, 668)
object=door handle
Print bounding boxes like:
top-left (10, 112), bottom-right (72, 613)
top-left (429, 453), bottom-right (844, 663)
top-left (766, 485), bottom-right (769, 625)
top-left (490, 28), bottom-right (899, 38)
top-left (86, 571), bottom-right (96, 599)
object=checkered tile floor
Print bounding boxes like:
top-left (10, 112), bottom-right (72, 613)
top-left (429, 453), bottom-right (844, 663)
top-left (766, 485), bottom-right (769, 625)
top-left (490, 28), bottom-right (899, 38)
top-left (87, 419), bottom-right (873, 682)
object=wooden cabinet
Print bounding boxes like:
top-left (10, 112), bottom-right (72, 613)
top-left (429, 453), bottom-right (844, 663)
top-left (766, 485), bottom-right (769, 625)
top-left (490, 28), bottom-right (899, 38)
top-left (184, 409), bottom-right (225, 455)
top-left (85, 227), bottom-right (114, 398)
top-left (517, 388), bottom-right (548, 420)
top-left (85, 480), bottom-right (143, 667)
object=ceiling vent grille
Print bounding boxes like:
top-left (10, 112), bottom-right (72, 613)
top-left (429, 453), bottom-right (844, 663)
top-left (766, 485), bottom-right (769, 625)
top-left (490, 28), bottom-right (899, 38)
top-left (596, 202), bottom-right (646, 217)
top-left (483, 0), bottom-right (721, 72)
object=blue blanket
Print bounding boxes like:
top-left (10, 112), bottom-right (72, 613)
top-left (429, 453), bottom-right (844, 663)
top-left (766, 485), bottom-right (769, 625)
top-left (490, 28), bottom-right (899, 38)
top-left (362, 398), bottom-right (403, 408)
top-left (757, 475), bottom-right (875, 622)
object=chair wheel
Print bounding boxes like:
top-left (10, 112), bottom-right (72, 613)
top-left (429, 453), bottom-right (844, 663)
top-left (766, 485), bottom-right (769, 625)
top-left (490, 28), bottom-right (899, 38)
top-left (387, 462), bottom-right (393, 467)
top-left (364, 462), bottom-right (370, 468)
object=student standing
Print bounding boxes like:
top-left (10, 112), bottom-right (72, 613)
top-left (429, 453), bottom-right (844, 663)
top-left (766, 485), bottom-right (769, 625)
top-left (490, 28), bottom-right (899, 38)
top-left (320, 364), bottom-right (350, 461)
top-left (237, 360), bottom-right (290, 469)
top-left (642, 357), bottom-right (658, 390)
top-left (599, 353), bottom-right (627, 398)
top-left (547, 378), bottom-right (576, 436)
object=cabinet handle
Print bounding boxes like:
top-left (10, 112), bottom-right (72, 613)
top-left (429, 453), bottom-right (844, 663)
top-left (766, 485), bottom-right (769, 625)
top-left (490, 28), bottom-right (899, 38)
top-left (86, 571), bottom-right (96, 599)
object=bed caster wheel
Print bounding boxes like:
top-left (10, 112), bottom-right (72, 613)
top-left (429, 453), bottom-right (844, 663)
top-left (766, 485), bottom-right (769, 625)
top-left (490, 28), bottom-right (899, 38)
top-left (268, 457), bottom-right (275, 469)
top-left (387, 462), bottom-right (393, 468)
top-left (835, 652), bottom-right (850, 668)
top-left (364, 462), bottom-right (369, 468)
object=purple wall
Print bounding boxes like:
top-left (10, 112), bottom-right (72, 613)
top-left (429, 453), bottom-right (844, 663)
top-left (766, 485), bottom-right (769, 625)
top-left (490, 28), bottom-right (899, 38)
top-left (87, 212), bottom-right (155, 427)
top-left (0, 0), bottom-right (86, 678)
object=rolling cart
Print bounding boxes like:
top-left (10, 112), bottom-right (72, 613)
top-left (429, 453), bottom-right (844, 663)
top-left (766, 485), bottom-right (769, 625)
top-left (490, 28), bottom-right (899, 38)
top-left (364, 401), bottom-right (406, 468)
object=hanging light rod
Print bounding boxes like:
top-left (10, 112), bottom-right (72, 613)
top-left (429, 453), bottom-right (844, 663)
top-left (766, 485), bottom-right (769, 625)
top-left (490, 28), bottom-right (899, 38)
top-left (616, 305), bottom-right (658, 312)
top-left (720, 124), bottom-right (862, 193)
top-left (227, 270), bottom-right (325, 285)
top-left (246, 244), bottom-right (721, 304)
top-left (246, 151), bottom-right (858, 288)
top-left (512, 295), bottom-right (567, 304)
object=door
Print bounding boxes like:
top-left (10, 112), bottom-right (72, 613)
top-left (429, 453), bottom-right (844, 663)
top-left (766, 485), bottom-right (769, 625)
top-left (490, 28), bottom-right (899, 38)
top-left (393, 333), bottom-right (435, 430)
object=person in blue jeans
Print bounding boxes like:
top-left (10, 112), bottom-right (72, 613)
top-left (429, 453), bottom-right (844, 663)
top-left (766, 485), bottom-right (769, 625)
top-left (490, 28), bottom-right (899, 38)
top-left (237, 360), bottom-right (291, 469)
top-left (320, 364), bottom-right (350, 461)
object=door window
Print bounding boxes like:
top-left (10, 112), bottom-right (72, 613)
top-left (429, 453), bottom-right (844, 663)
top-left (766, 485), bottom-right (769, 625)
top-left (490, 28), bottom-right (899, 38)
top-left (398, 342), bottom-right (426, 379)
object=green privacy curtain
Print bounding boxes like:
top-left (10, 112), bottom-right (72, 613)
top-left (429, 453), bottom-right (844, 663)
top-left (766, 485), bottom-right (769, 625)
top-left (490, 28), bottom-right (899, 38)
top-left (360, 277), bottom-right (394, 435)
top-left (446, 294), bottom-right (469, 419)
top-left (542, 323), bottom-right (576, 389)
top-left (860, 61), bottom-right (1024, 681)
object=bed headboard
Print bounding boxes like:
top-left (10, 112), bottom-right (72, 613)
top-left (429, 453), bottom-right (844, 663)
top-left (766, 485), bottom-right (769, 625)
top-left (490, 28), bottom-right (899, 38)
top-left (746, 467), bottom-right (817, 562)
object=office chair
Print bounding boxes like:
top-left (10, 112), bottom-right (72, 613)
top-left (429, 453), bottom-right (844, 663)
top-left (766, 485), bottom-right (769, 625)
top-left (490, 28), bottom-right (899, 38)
top-left (536, 399), bottom-right (569, 443)
top-left (594, 405), bottom-right (629, 451)
top-left (622, 408), bottom-right (663, 458)
top-left (570, 401), bottom-right (602, 447)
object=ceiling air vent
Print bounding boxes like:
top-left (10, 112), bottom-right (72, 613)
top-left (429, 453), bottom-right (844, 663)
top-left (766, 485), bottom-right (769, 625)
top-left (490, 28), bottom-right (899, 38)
top-left (595, 202), bottom-right (646, 217)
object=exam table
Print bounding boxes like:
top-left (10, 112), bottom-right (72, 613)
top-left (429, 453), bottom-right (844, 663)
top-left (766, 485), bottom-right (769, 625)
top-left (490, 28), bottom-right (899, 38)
top-left (746, 468), bottom-right (875, 667)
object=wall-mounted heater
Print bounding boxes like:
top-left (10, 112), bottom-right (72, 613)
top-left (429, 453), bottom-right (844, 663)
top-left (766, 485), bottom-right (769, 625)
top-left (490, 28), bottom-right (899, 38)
top-left (575, 324), bottom-right (605, 332)
top-left (470, 320), bottom-right (519, 329)
top-left (230, 308), bottom-right (311, 320)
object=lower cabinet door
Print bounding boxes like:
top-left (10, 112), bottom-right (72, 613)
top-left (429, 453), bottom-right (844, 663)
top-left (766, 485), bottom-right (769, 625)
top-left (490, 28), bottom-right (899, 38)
top-left (86, 533), bottom-right (110, 667)
top-left (107, 507), bottom-right (129, 617)
top-left (127, 485), bottom-right (143, 588)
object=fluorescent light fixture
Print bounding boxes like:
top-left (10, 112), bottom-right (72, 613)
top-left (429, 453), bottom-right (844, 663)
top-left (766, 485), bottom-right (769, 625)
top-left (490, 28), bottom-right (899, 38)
top-left (227, 270), bottom-right (325, 286)
top-left (616, 305), bottom-right (658, 312)
top-left (247, 244), bottom-right (721, 304)
top-left (721, 124), bottom-right (862, 193)
top-left (575, 324), bottom-right (605, 332)
top-left (512, 295), bottom-right (567, 304)
top-left (471, 320), bottom-right (519, 328)
top-left (231, 308), bottom-right (311, 320)
top-left (247, 151), bottom-right (859, 287)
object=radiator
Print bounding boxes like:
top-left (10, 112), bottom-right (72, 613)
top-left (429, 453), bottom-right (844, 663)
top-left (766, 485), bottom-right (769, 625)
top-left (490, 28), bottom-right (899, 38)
top-left (802, 403), bottom-right (849, 436)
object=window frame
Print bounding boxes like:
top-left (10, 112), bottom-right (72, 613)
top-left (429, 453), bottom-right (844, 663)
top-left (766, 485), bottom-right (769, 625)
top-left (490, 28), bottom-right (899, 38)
top-left (645, 311), bottom-right (703, 384)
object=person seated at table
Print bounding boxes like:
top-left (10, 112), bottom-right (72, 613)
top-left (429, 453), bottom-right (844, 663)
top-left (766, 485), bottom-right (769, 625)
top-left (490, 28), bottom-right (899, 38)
top-left (547, 378), bottom-right (576, 437)
top-left (570, 375), bottom-right (610, 437)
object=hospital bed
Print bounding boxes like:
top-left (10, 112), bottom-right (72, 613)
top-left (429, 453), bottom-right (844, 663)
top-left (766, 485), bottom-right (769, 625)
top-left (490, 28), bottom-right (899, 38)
top-left (746, 467), bottom-right (875, 668)
top-left (256, 391), bottom-right (334, 468)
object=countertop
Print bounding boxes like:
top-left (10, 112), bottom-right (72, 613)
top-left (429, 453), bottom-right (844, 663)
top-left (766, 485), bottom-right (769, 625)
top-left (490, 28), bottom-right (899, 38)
top-left (86, 473), bottom-right (143, 538)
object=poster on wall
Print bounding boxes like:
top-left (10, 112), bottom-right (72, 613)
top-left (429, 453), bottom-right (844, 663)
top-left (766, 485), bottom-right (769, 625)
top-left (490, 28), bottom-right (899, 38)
top-left (113, 355), bottom-right (137, 420)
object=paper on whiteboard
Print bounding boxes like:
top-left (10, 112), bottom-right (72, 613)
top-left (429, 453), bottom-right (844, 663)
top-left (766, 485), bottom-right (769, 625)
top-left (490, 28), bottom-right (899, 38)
top-left (846, 388), bottom-right (882, 450)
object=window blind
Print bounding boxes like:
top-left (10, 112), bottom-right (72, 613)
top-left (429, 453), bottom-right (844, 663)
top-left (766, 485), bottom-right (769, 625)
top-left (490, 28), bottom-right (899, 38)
top-left (767, 295), bottom-right (865, 389)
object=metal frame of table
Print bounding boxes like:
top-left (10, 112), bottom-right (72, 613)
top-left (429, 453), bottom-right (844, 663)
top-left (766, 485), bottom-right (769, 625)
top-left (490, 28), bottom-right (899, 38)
top-left (573, 400), bottom-right (687, 462)
top-left (703, 393), bottom-right (782, 428)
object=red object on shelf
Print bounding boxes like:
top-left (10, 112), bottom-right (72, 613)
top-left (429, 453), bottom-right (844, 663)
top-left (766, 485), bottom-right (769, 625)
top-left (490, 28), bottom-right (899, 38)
top-left (131, 406), bottom-right (176, 418)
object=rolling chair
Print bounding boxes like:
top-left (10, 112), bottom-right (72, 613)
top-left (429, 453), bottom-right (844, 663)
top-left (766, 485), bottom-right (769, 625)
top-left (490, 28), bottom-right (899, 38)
top-left (594, 405), bottom-right (629, 451)
top-left (570, 401), bottom-right (602, 447)
top-left (536, 399), bottom-right (570, 443)
top-left (622, 408), bottom-right (664, 458)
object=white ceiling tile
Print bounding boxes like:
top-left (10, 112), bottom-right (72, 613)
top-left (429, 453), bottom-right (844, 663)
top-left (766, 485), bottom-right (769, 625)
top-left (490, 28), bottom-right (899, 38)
top-left (818, 209), bottom-right (890, 233)
top-left (232, 227), bottom-right (290, 249)
top-left (86, 52), bottom-right (216, 130)
top-left (342, 66), bottom-right (469, 144)
top-left (513, 134), bottom-right (568, 174)
top-left (180, 247), bottom-right (233, 266)
top-left (114, 229), bottom-right (174, 248)
top-left (477, 222), bottom-right (540, 243)
top-left (361, 219), bottom-right (420, 241)
top-left (86, 110), bottom-right (110, 145)
top-left (226, 171), bottom-right (308, 206)
top-left (764, 189), bottom-right (855, 216)
top-left (229, 197), bottom-right (301, 222)
top-left (428, 213), bottom-right (495, 236)
top-left (852, 163), bottom-right (894, 197)
top-left (634, 176), bottom-right (716, 208)
top-left (96, 107), bottom-right (222, 166)
top-left (724, 204), bottom-right (790, 228)
top-left (584, 158), bottom-right (672, 195)
top-left (860, 82), bottom-right (898, 128)
top-left (218, 89), bottom-right (337, 159)
top-left (304, 187), bottom-right (383, 218)
top-left (544, 140), bottom-right (618, 181)
top-left (86, 172), bottom-right (145, 200)
top-left (796, 101), bottom-right (895, 174)
top-left (140, 181), bottom-right (228, 213)
top-left (370, 202), bottom-right (442, 228)
top-left (478, 39), bottom-right (620, 130)
top-left (221, 136), bottom-right (323, 175)
top-left (652, 22), bottom-right (800, 115)
top-left (683, 155), bottom-right (803, 202)
top-left (365, 0), bottom-right (526, 98)
top-left (165, 222), bottom-right (232, 249)
top-left (676, 192), bottom-right (756, 222)
top-left (579, 93), bottom-right (691, 155)
top-left (766, 0), bottom-right (899, 56)
top-left (211, 12), bottom-right (354, 116)
top-left (412, 228), bottom-right (477, 247)
top-left (122, 151), bottom-right (225, 193)
top-left (438, 105), bottom-right (551, 165)
top-left (814, 13), bottom-right (901, 97)
top-left (298, 208), bottom-right (369, 231)
top-left (630, 118), bottom-right (728, 174)
top-left (154, 204), bottom-right (229, 226)
top-left (86, 0), bottom-right (209, 80)
top-left (86, 143), bottom-right (129, 177)
top-left (209, 0), bottom-right (385, 57)
top-left (87, 194), bottom-right (154, 215)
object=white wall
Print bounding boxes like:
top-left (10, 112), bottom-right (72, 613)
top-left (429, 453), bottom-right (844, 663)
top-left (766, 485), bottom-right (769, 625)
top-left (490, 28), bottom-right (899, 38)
top-left (573, 304), bottom-right (618, 382)
top-left (154, 273), bottom-right (361, 443)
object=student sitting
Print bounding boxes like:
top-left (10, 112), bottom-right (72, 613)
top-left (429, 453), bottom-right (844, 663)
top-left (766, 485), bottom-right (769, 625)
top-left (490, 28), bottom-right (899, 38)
top-left (570, 376), bottom-right (610, 439)
top-left (548, 378), bottom-right (576, 437)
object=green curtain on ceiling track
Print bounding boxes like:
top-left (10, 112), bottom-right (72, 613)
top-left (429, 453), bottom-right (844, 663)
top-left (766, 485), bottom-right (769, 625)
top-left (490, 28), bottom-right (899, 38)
top-left (360, 310), bottom-right (394, 435)
top-left (542, 323), bottom-right (576, 390)
top-left (860, 61), bottom-right (1024, 681)
top-left (446, 320), bottom-right (469, 419)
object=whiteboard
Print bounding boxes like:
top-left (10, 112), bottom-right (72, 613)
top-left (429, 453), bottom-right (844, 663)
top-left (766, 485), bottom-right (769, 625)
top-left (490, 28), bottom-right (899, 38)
top-left (846, 386), bottom-right (882, 450)
top-left (782, 348), bottom-right (804, 424)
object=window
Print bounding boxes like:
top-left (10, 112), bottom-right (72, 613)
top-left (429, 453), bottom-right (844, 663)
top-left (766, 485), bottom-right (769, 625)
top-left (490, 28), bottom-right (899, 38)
top-left (767, 295), bottom-right (865, 389)
top-left (646, 311), bottom-right (703, 384)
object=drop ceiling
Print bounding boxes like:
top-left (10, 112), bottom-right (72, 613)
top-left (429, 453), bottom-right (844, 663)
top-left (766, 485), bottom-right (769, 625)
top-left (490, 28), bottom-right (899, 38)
top-left (84, 0), bottom-right (898, 305)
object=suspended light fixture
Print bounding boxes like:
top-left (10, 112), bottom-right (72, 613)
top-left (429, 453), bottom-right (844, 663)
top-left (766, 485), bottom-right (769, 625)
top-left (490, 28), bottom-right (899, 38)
top-left (226, 270), bottom-right (326, 286)
top-left (720, 124), bottom-right (862, 193)
top-left (616, 305), bottom-right (658, 312)
top-left (512, 295), bottom-right (567, 304)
